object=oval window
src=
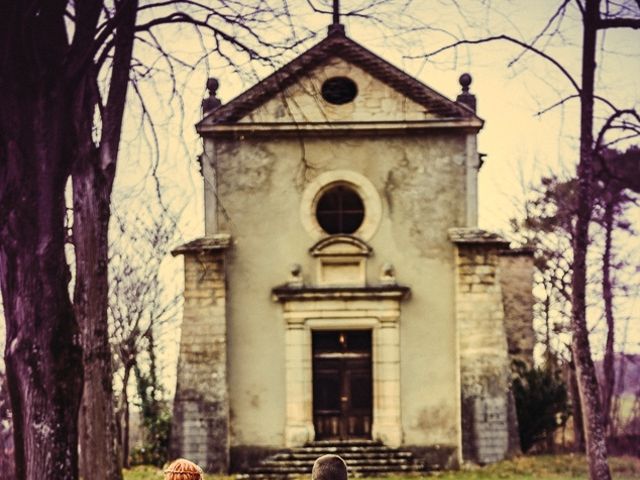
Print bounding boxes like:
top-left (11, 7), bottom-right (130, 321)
top-left (315, 184), bottom-right (365, 234)
top-left (321, 77), bottom-right (358, 105)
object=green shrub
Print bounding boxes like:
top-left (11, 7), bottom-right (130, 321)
top-left (130, 403), bottom-right (171, 467)
top-left (512, 361), bottom-right (570, 452)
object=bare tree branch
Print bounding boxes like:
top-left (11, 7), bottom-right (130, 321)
top-left (597, 17), bottom-right (640, 28)
top-left (410, 34), bottom-right (581, 93)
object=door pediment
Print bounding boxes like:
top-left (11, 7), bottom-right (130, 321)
top-left (309, 235), bottom-right (371, 287)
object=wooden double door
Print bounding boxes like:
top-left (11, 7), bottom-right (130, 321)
top-left (312, 330), bottom-right (372, 440)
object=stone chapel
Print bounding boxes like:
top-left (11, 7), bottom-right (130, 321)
top-left (170, 21), bottom-right (535, 475)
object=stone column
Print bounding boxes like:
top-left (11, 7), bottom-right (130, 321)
top-left (449, 228), bottom-right (513, 464)
top-left (372, 315), bottom-right (402, 447)
top-left (284, 318), bottom-right (315, 446)
top-left (170, 235), bottom-right (231, 473)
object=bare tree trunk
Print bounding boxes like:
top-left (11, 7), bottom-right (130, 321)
top-left (74, 157), bottom-right (122, 480)
top-left (1, 210), bottom-right (84, 480)
top-left (543, 281), bottom-right (552, 360)
top-left (1, 140), bottom-right (84, 480)
top-left (0, 6), bottom-right (84, 478)
top-left (120, 364), bottom-right (133, 469)
top-left (601, 199), bottom-right (615, 434)
top-left (73, 2), bottom-right (137, 478)
top-left (571, 1), bottom-right (611, 478)
top-left (569, 359), bottom-right (586, 452)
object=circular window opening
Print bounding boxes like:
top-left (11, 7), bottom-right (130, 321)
top-left (321, 77), bottom-right (358, 105)
top-left (315, 184), bottom-right (365, 234)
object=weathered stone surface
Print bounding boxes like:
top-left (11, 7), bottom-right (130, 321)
top-left (238, 441), bottom-right (428, 476)
top-left (448, 228), bottom-right (510, 246)
top-left (171, 233), bottom-right (231, 255)
top-left (210, 129), bottom-right (470, 450)
top-left (452, 233), bottom-right (513, 464)
top-left (171, 248), bottom-right (230, 473)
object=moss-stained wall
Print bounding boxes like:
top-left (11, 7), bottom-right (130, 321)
top-left (171, 245), bottom-right (229, 473)
top-left (206, 130), bottom-right (467, 451)
top-left (450, 231), bottom-right (516, 464)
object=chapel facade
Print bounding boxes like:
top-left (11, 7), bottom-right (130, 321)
top-left (170, 23), bottom-right (535, 473)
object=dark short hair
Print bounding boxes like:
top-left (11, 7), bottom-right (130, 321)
top-left (312, 454), bottom-right (348, 480)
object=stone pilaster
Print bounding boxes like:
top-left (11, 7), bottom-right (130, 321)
top-left (449, 229), bottom-right (513, 464)
top-left (170, 235), bottom-right (231, 473)
top-left (465, 133), bottom-right (480, 227)
top-left (283, 318), bottom-right (315, 447)
top-left (372, 315), bottom-right (403, 447)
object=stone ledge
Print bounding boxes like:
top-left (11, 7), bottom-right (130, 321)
top-left (172, 234), bottom-right (232, 255)
top-left (448, 228), bottom-right (510, 248)
top-left (272, 284), bottom-right (410, 302)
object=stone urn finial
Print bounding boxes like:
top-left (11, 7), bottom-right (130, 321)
top-left (202, 77), bottom-right (222, 114)
top-left (459, 73), bottom-right (472, 93)
top-left (380, 262), bottom-right (396, 285)
top-left (288, 263), bottom-right (304, 288)
top-left (456, 73), bottom-right (477, 112)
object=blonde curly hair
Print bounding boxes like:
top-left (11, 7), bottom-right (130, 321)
top-left (164, 458), bottom-right (204, 480)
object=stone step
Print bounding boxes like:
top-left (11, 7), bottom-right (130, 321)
top-left (262, 457), bottom-right (413, 467)
top-left (271, 452), bottom-right (413, 461)
top-left (307, 440), bottom-right (383, 447)
top-left (247, 464), bottom-right (423, 474)
top-left (242, 467), bottom-right (424, 479)
top-left (287, 446), bottom-right (398, 454)
top-left (237, 440), bottom-right (425, 479)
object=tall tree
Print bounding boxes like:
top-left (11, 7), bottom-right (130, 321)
top-left (593, 147), bottom-right (640, 433)
top-left (0, 3), bottom-right (84, 478)
top-left (513, 151), bottom-right (638, 450)
top-left (73, 3), bottom-right (138, 479)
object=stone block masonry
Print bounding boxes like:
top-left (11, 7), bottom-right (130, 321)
top-left (449, 229), bottom-right (516, 464)
top-left (170, 235), bottom-right (231, 473)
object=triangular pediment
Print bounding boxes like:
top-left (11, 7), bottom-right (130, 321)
top-left (198, 31), bottom-right (482, 131)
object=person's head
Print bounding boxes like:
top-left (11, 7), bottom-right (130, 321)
top-left (164, 458), bottom-right (204, 480)
top-left (311, 454), bottom-right (348, 480)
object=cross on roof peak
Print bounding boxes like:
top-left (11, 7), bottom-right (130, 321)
top-left (327, 0), bottom-right (345, 36)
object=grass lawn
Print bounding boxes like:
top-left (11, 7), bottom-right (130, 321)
top-left (123, 454), bottom-right (640, 480)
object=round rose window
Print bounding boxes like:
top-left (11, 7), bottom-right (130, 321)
top-left (315, 184), bottom-right (365, 234)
